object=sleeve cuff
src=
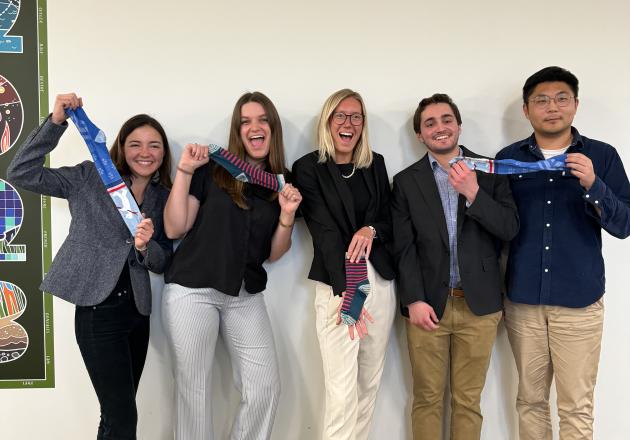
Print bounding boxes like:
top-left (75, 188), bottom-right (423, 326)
top-left (583, 177), bottom-right (606, 207)
top-left (134, 241), bottom-right (153, 267)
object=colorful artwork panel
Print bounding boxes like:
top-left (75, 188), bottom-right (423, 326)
top-left (0, 280), bottom-right (28, 363)
top-left (0, 74), bottom-right (24, 155)
top-left (0, 178), bottom-right (25, 261)
top-left (0, 0), bottom-right (51, 388)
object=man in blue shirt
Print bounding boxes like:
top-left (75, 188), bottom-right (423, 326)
top-left (497, 66), bottom-right (630, 440)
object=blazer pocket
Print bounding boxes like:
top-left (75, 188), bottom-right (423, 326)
top-left (48, 239), bottom-right (99, 301)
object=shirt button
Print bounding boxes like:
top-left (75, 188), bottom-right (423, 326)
top-left (547, 200), bottom-right (551, 204)
top-left (544, 268), bottom-right (549, 273)
top-left (585, 194), bottom-right (590, 198)
top-left (595, 200), bottom-right (599, 204)
top-left (546, 223), bottom-right (551, 227)
top-left (518, 175), bottom-right (523, 178)
top-left (549, 178), bottom-right (554, 182)
top-left (117, 292), bottom-right (122, 297)
top-left (93, 306), bottom-right (97, 310)
top-left (545, 246), bottom-right (550, 250)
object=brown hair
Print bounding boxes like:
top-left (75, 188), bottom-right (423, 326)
top-left (412, 93), bottom-right (462, 134)
top-left (109, 114), bottom-right (172, 188)
top-left (214, 91), bottom-right (286, 209)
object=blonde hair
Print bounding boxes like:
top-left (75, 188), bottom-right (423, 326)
top-left (316, 88), bottom-right (373, 168)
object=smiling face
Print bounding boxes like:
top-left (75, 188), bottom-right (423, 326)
top-left (417, 102), bottom-right (461, 156)
top-left (240, 101), bottom-right (271, 165)
top-left (523, 81), bottom-right (578, 142)
top-left (329, 97), bottom-right (363, 163)
top-left (123, 125), bottom-right (165, 179)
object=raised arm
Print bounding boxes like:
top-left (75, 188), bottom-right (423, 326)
top-left (164, 143), bottom-right (209, 239)
top-left (7, 93), bottom-right (89, 198)
top-left (268, 183), bottom-right (302, 262)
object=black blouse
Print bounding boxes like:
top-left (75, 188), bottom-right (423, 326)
top-left (165, 163), bottom-right (280, 296)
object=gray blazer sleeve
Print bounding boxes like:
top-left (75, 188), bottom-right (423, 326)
top-left (7, 118), bottom-right (92, 199)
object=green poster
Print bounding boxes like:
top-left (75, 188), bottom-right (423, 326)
top-left (0, 0), bottom-right (54, 388)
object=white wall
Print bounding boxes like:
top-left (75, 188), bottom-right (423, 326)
top-left (3, 0), bottom-right (630, 438)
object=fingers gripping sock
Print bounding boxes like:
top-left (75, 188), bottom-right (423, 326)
top-left (341, 258), bottom-right (370, 325)
top-left (448, 155), bottom-right (568, 175)
top-left (207, 144), bottom-right (285, 192)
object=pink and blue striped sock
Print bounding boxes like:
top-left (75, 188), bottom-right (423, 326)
top-left (340, 257), bottom-right (370, 325)
top-left (207, 144), bottom-right (285, 192)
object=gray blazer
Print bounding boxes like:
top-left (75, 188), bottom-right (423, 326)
top-left (7, 118), bottom-right (172, 315)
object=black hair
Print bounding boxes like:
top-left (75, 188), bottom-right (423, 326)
top-left (523, 66), bottom-right (579, 104)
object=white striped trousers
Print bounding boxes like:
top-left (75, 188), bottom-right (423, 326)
top-left (162, 283), bottom-right (280, 440)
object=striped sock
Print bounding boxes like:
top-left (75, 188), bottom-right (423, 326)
top-left (208, 144), bottom-right (285, 192)
top-left (340, 257), bottom-right (370, 325)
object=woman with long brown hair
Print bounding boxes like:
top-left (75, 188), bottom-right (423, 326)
top-left (162, 91), bottom-right (301, 440)
top-left (8, 93), bottom-right (173, 439)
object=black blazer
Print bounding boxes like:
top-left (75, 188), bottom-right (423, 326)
top-left (391, 146), bottom-right (519, 319)
top-left (293, 151), bottom-right (396, 295)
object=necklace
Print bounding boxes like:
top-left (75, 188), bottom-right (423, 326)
top-left (341, 164), bottom-right (356, 179)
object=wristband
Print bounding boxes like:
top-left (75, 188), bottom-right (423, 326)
top-left (278, 218), bottom-right (294, 228)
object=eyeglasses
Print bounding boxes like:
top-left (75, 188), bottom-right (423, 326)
top-left (529, 93), bottom-right (575, 108)
top-left (332, 112), bottom-right (364, 126)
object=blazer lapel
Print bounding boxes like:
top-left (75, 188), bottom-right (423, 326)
top-left (140, 182), bottom-right (158, 216)
top-left (413, 156), bottom-right (449, 249)
top-left (457, 145), bottom-right (474, 236)
top-left (456, 194), bottom-right (466, 237)
top-left (360, 166), bottom-right (376, 220)
top-left (326, 160), bottom-right (357, 231)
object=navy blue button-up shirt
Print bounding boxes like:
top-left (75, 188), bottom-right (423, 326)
top-left (496, 127), bottom-right (630, 308)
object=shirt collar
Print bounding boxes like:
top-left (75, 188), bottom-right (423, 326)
top-left (519, 126), bottom-right (584, 157)
top-left (428, 146), bottom-right (463, 171)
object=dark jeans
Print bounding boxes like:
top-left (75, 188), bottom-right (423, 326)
top-left (75, 288), bottom-right (150, 440)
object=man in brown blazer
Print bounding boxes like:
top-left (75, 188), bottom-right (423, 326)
top-left (391, 93), bottom-right (519, 440)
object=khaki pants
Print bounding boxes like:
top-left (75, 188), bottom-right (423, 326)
top-left (315, 262), bottom-right (396, 440)
top-left (406, 297), bottom-right (501, 440)
top-left (504, 298), bottom-right (604, 440)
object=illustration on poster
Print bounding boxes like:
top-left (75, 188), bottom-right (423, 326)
top-left (0, 178), bottom-right (26, 261)
top-left (0, 280), bottom-right (28, 363)
top-left (0, 0), bottom-right (23, 53)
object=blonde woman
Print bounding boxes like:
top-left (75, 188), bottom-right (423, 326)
top-left (292, 89), bottom-right (396, 439)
